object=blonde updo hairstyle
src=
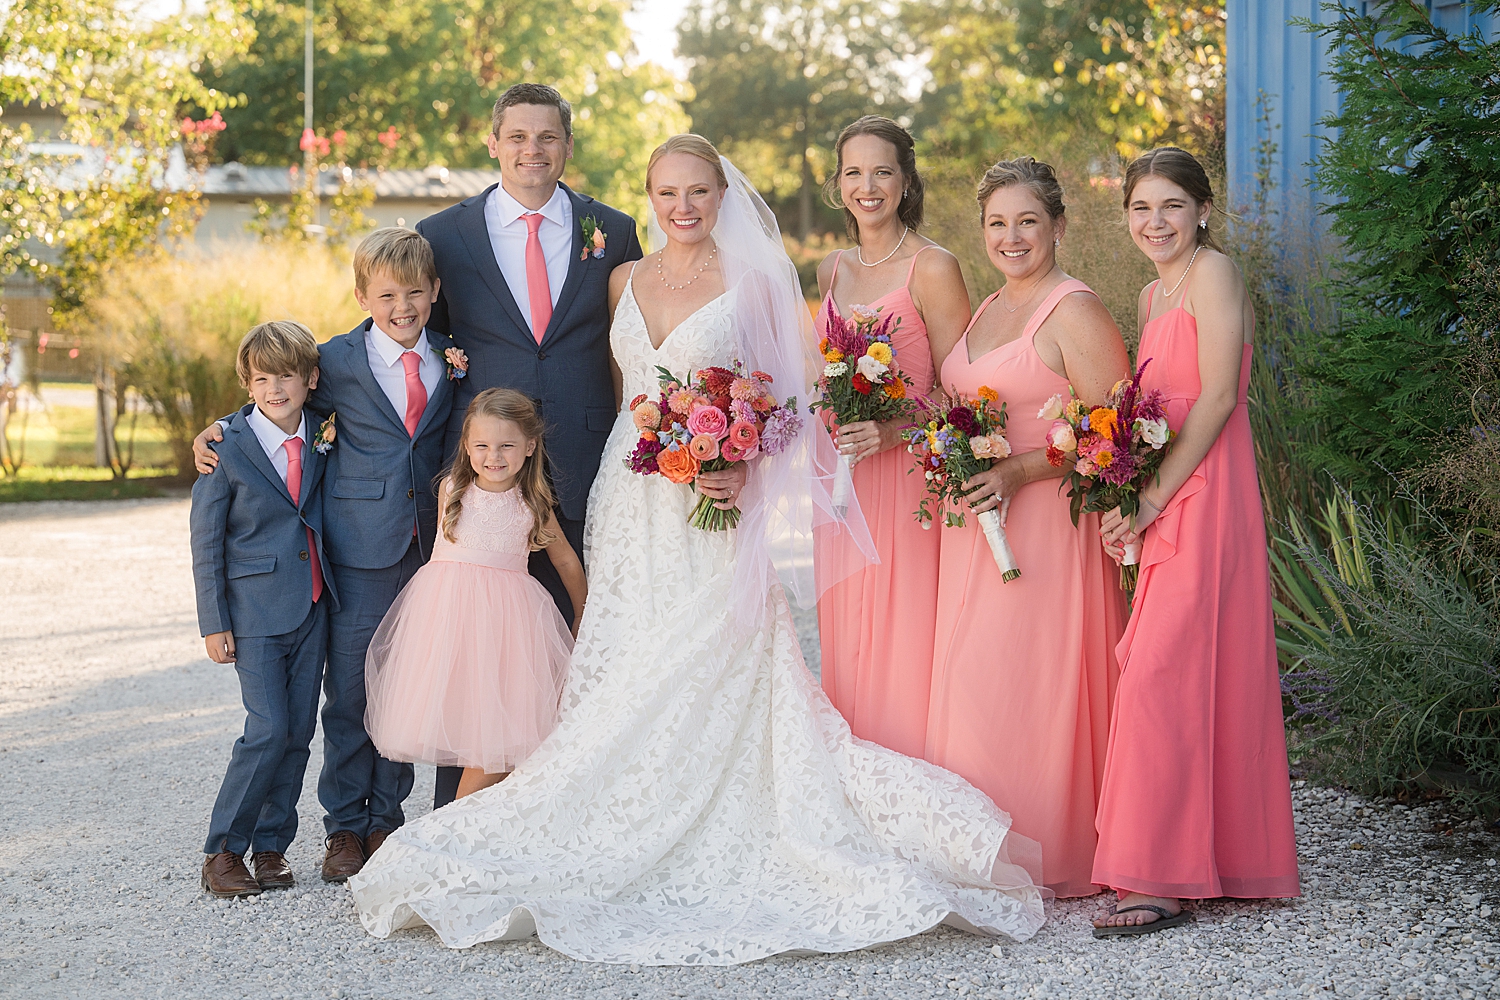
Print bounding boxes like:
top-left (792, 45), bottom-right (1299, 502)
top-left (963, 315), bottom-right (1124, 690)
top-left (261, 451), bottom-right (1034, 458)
top-left (1121, 146), bottom-right (1224, 253)
top-left (441, 388), bottom-right (556, 550)
top-left (976, 156), bottom-right (1067, 222)
top-left (644, 133), bottom-right (728, 192)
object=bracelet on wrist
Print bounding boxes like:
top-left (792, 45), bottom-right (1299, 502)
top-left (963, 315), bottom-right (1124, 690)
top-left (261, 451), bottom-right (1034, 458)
top-left (1139, 495), bottom-right (1162, 516)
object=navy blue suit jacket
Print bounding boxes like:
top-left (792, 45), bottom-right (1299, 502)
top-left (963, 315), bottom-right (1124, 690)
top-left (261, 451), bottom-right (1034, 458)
top-left (191, 404), bottom-right (339, 638)
top-left (418, 182), bottom-right (643, 521)
top-left (307, 322), bottom-right (457, 570)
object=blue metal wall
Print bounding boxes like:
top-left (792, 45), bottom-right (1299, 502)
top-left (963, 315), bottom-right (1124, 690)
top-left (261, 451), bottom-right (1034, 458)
top-left (1225, 1), bottom-right (1495, 243)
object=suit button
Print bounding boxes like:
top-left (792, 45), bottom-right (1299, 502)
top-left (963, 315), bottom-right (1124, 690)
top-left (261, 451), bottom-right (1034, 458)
top-left (537, 350), bottom-right (547, 360)
top-left (299, 551), bottom-right (309, 561)
top-left (408, 489), bottom-right (415, 498)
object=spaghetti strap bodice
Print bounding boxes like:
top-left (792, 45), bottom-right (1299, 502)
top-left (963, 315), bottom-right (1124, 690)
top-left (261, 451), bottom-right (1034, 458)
top-left (817, 246), bottom-right (940, 396)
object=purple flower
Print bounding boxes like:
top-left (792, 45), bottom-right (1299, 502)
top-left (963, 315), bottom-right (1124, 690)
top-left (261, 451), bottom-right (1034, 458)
top-left (625, 436), bottom-right (664, 475)
top-left (824, 315), bottom-right (868, 360)
top-left (945, 406), bottom-right (978, 438)
top-left (1098, 450), bottom-right (1140, 486)
top-left (730, 399), bottom-right (756, 424)
top-left (1133, 389), bottom-right (1166, 424)
top-left (759, 406), bottom-right (802, 455)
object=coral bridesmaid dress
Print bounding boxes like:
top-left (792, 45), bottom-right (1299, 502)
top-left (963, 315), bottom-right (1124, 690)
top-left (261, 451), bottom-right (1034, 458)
top-left (1091, 283), bottom-right (1300, 899)
top-left (925, 279), bottom-right (1127, 898)
top-left (815, 247), bottom-right (944, 758)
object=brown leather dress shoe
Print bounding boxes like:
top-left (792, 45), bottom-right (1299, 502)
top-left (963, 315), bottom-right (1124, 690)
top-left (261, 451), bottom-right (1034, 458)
top-left (251, 851), bottom-right (294, 889)
top-left (364, 829), bottom-right (393, 859)
top-left (202, 852), bottom-right (262, 898)
top-left (321, 830), bottom-right (366, 883)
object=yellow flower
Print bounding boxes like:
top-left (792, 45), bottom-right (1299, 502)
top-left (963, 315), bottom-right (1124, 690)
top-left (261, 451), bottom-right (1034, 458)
top-left (1064, 399), bottom-right (1089, 423)
top-left (1089, 407), bottom-right (1119, 439)
top-left (866, 342), bottom-right (893, 365)
top-left (824, 347), bottom-right (844, 363)
top-left (977, 385), bottom-right (999, 402)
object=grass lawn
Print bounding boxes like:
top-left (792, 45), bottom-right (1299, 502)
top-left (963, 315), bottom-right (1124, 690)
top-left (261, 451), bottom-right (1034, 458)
top-left (3, 382), bottom-right (177, 470)
top-left (0, 465), bottom-right (180, 502)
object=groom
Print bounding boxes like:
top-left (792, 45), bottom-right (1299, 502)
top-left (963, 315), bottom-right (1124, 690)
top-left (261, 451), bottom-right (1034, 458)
top-left (419, 83), bottom-right (643, 809)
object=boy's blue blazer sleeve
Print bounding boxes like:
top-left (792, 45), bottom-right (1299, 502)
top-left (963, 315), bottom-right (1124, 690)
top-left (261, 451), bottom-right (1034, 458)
top-left (190, 450), bottom-right (233, 637)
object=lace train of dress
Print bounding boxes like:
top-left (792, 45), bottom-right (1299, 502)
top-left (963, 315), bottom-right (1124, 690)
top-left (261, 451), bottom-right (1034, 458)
top-left (348, 282), bottom-right (1046, 964)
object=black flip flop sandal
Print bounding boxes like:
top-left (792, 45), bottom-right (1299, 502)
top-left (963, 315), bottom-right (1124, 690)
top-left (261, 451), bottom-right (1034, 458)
top-left (1092, 903), bottom-right (1193, 939)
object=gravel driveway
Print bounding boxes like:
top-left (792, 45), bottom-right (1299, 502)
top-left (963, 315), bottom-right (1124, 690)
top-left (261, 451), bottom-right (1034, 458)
top-left (3, 498), bottom-right (1499, 999)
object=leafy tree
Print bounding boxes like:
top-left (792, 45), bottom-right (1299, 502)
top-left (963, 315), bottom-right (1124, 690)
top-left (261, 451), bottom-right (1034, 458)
top-left (908, 1), bottom-right (1225, 164)
top-left (1298, 1), bottom-right (1500, 494)
top-left (678, 0), bottom-right (913, 238)
top-left (199, 0), bottom-right (687, 218)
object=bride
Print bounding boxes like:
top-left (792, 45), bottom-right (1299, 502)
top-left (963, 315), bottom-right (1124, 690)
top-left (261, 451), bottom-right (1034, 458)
top-left (348, 134), bottom-right (1047, 964)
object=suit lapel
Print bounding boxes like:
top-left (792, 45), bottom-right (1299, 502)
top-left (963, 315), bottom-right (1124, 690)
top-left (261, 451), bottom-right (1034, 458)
top-left (300, 432), bottom-right (327, 508)
top-left (541, 185), bottom-right (593, 345)
top-left (456, 186), bottom-right (532, 341)
top-left (229, 417), bottom-right (295, 505)
top-left (342, 326), bottom-right (409, 437)
top-left (412, 333), bottom-right (454, 441)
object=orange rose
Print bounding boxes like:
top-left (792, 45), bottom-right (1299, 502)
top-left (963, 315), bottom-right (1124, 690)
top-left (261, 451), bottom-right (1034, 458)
top-left (656, 444), bottom-right (701, 484)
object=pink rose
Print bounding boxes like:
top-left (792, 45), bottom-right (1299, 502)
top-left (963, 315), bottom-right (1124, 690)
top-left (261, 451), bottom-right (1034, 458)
top-left (726, 420), bottom-right (759, 452)
top-left (686, 404), bottom-right (729, 440)
top-left (970, 435), bottom-right (995, 459)
top-left (721, 439), bottom-right (748, 462)
top-left (1047, 420), bottom-right (1077, 453)
top-left (688, 434), bottom-right (720, 461)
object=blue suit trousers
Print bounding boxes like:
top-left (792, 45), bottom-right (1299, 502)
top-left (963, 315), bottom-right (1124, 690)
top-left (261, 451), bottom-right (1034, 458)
top-left (204, 599), bottom-right (328, 855)
top-left (319, 539), bottom-right (422, 837)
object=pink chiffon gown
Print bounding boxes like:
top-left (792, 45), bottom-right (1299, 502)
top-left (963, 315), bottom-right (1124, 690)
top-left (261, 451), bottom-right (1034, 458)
top-left (364, 482), bottom-right (573, 775)
top-left (926, 279), bottom-right (1128, 898)
top-left (814, 247), bottom-right (944, 759)
top-left (1091, 281), bottom-right (1300, 899)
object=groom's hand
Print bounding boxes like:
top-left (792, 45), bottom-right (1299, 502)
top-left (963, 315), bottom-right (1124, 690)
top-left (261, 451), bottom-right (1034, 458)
top-left (193, 424), bottom-right (226, 474)
top-left (205, 631), bottom-right (237, 664)
top-left (697, 464), bottom-right (748, 510)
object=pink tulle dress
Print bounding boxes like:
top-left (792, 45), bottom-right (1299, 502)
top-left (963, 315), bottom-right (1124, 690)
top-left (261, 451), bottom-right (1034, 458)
top-left (814, 247), bottom-right (944, 759)
top-left (364, 482), bottom-right (572, 774)
top-left (1091, 281), bottom-right (1300, 899)
top-left (925, 279), bottom-right (1128, 898)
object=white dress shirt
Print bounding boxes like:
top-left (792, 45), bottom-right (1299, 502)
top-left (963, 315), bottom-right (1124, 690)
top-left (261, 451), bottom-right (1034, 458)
top-left (483, 183), bottom-right (574, 335)
top-left (366, 323), bottom-right (442, 420)
top-left (245, 407), bottom-right (309, 487)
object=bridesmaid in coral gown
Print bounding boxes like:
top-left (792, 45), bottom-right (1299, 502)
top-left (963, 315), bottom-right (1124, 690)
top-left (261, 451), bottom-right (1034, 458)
top-left (814, 116), bottom-right (972, 758)
top-left (1094, 147), bottom-right (1299, 937)
top-left (925, 158), bottom-right (1130, 898)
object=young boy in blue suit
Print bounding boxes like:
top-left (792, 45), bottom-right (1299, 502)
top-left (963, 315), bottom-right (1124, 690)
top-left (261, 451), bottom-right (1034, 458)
top-left (194, 321), bottom-right (338, 898)
top-left (193, 229), bottom-right (456, 882)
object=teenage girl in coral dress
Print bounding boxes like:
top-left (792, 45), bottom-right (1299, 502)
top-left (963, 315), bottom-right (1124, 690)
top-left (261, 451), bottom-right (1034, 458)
top-left (1094, 147), bottom-right (1300, 937)
top-left (925, 159), bottom-right (1131, 898)
top-left (813, 117), bottom-right (973, 759)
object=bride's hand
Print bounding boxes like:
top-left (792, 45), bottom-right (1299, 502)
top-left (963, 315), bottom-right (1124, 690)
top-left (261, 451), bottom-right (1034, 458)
top-left (697, 463), bottom-right (748, 510)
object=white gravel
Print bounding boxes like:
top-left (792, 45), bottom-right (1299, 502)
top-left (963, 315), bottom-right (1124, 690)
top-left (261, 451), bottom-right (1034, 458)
top-left (3, 497), bottom-right (1500, 999)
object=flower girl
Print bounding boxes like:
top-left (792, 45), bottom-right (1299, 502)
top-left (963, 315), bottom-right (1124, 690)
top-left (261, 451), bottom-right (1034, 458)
top-left (364, 388), bottom-right (585, 799)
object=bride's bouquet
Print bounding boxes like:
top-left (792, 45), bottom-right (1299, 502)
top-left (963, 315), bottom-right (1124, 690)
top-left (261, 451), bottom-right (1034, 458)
top-left (904, 387), bottom-right (1021, 582)
top-left (1041, 359), bottom-right (1173, 591)
top-left (624, 362), bottom-right (802, 531)
top-left (810, 304), bottom-right (918, 517)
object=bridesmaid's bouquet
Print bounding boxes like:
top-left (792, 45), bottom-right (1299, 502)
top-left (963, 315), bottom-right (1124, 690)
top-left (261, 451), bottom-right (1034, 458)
top-left (1041, 359), bottom-right (1173, 590)
top-left (624, 362), bottom-right (802, 531)
top-left (810, 304), bottom-right (918, 516)
top-left (904, 387), bottom-right (1021, 582)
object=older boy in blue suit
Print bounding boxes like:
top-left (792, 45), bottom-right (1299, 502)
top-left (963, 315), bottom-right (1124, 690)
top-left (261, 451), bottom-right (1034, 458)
top-left (194, 228), bottom-right (456, 882)
top-left (194, 321), bottom-right (338, 898)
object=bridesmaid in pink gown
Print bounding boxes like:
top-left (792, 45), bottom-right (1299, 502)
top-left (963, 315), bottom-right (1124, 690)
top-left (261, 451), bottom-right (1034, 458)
top-left (813, 116), bottom-right (973, 759)
top-left (1094, 148), bottom-right (1299, 937)
top-left (925, 158), bottom-right (1130, 898)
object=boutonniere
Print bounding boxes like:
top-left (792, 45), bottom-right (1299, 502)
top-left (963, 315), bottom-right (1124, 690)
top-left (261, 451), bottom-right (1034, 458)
top-left (313, 413), bottom-right (337, 454)
top-left (580, 215), bottom-right (607, 260)
top-left (435, 345), bottom-right (468, 381)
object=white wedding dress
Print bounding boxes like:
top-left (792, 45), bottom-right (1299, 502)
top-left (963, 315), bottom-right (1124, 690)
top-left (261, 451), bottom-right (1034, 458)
top-left (348, 279), bottom-right (1046, 964)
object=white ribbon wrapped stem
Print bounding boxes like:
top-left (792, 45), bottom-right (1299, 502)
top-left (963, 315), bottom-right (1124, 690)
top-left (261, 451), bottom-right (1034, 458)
top-left (831, 453), bottom-right (855, 518)
top-left (978, 498), bottom-right (1020, 582)
top-left (1121, 539), bottom-right (1142, 566)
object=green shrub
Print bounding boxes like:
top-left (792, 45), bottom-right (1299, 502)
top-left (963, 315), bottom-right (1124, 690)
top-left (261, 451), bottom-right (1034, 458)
top-left (1298, 2), bottom-right (1500, 496)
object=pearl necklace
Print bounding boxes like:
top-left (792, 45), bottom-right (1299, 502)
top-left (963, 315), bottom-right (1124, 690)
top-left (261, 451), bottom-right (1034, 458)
top-left (657, 243), bottom-right (718, 291)
top-left (1161, 244), bottom-right (1202, 298)
top-left (857, 226), bottom-right (909, 267)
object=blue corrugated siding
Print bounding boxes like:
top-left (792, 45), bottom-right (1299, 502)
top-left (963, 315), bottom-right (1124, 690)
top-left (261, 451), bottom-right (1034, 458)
top-left (1226, 1), bottom-right (1495, 241)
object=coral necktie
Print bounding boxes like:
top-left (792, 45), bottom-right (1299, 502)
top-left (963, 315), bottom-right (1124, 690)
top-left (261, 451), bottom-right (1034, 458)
top-left (523, 212), bottom-right (552, 344)
top-left (282, 436), bottom-right (324, 604)
top-left (401, 350), bottom-right (427, 437)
